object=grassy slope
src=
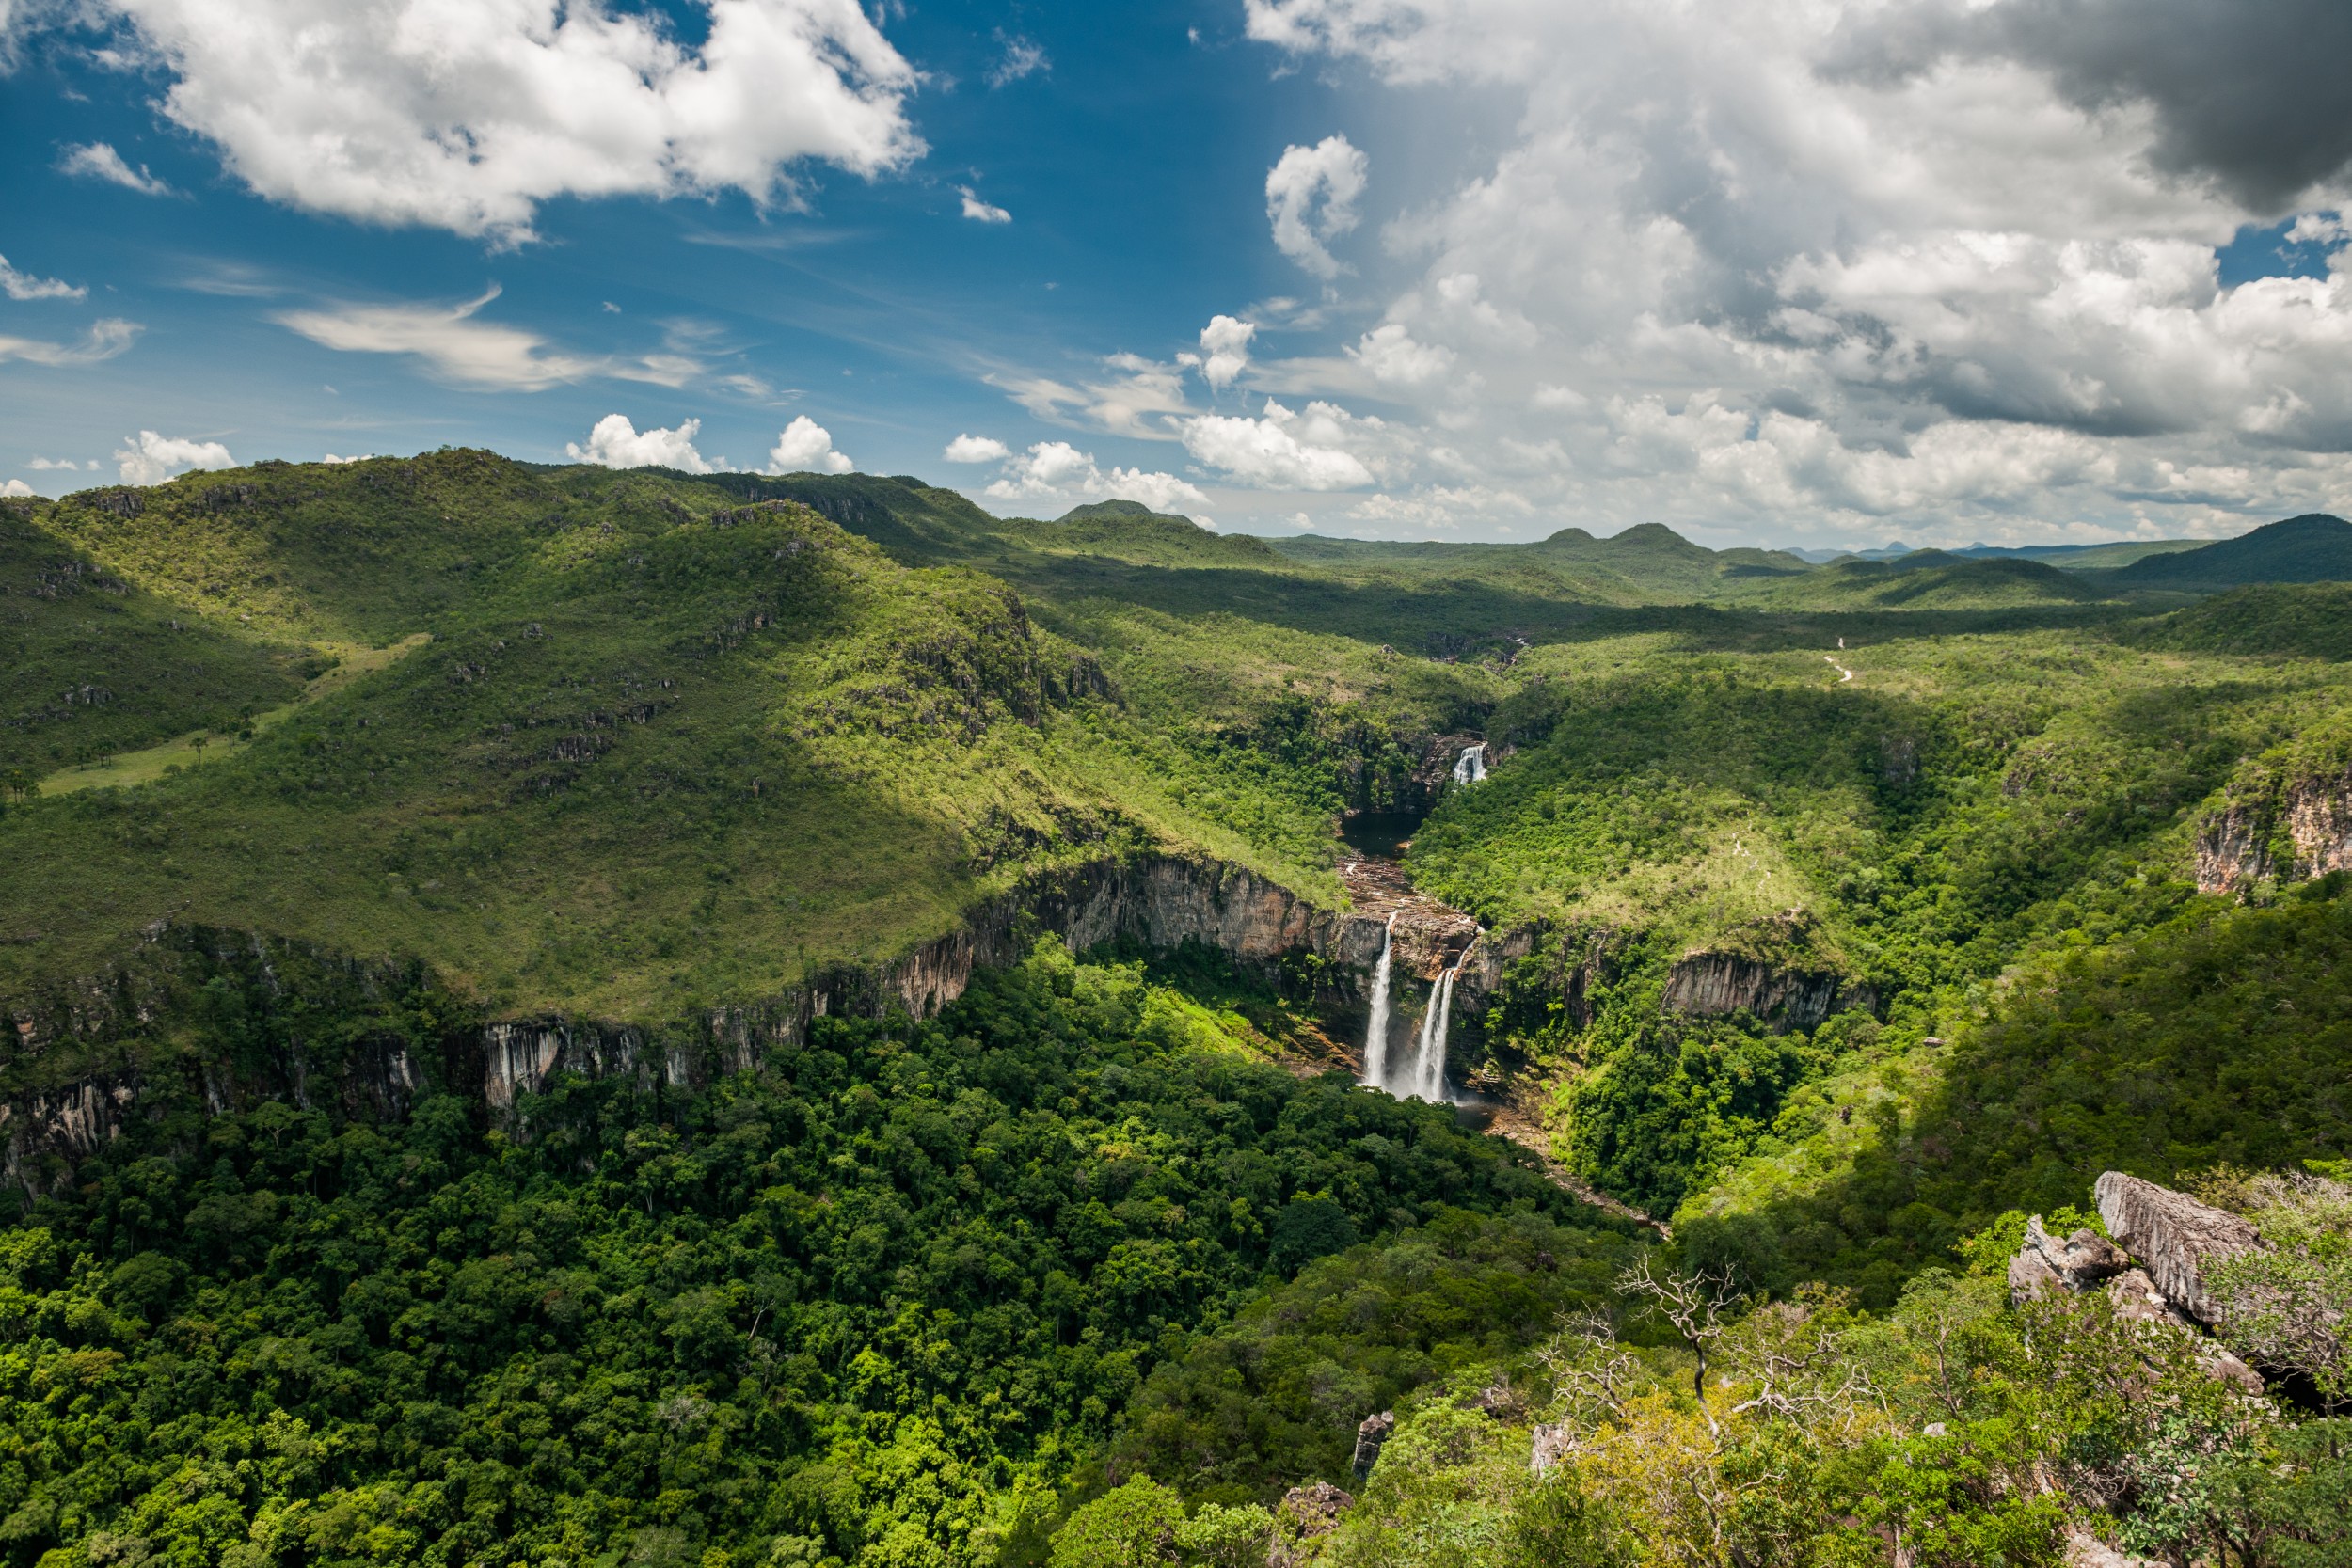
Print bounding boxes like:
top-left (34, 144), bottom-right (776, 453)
top-left (1724, 551), bottom-right (2101, 610)
top-left (2, 456), bottom-right (1435, 1021)
top-left (0, 499), bottom-right (309, 775)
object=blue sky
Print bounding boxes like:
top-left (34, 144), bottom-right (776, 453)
top-left (3, 0), bottom-right (2349, 547)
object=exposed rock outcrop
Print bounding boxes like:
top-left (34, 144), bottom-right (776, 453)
top-left (1351, 1410), bottom-right (1396, 1481)
top-left (1661, 951), bottom-right (1876, 1033)
top-left (2195, 771), bottom-right (2352, 894)
top-left (2007, 1174), bottom-right (2271, 1397)
top-left (2094, 1171), bottom-right (2266, 1325)
top-left (1269, 1482), bottom-right (1353, 1568)
top-left (2007, 1216), bottom-right (2130, 1303)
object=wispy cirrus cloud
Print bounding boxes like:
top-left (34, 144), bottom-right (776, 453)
top-left (273, 287), bottom-right (700, 390)
top-left (0, 319), bottom-right (141, 367)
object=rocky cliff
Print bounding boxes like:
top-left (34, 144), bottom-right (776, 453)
top-left (1661, 951), bottom-right (1877, 1033)
top-left (2195, 769), bottom-right (2352, 894)
top-left (2, 853), bottom-right (1396, 1194)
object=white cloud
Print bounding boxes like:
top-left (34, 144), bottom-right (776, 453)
top-left (1184, 315), bottom-right (1256, 390)
top-left (0, 255), bottom-right (86, 301)
top-left (1265, 135), bottom-right (1368, 280)
top-left (26, 457), bottom-right (88, 470)
top-left (769, 415), bottom-right (852, 474)
top-left (1349, 323), bottom-right (1456, 387)
top-left (57, 142), bottom-right (175, 197)
top-left (54, 0), bottom-right (920, 245)
top-left (275, 286), bottom-right (693, 390)
top-left (322, 452), bottom-right (378, 464)
top-left (979, 440), bottom-right (1212, 518)
top-left (0, 319), bottom-right (141, 368)
top-left (960, 187), bottom-right (1012, 224)
top-left (566, 414), bottom-right (715, 473)
top-left (988, 35), bottom-right (1048, 87)
top-left (943, 434), bottom-right (1009, 463)
top-left (2, 479), bottom-right (33, 498)
top-left (996, 354), bottom-right (1194, 439)
top-left (1180, 398), bottom-right (1380, 490)
top-left (1183, 0), bottom-right (2352, 540)
top-left (115, 431), bottom-right (233, 485)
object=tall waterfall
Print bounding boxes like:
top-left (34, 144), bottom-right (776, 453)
top-left (1453, 743), bottom-right (1487, 784)
top-left (1359, 911), bottom-right (1399, 1089)
top-left (1400, 939), bottom-right (1475, 1102)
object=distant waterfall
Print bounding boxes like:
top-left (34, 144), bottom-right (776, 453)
top-left (1453, 743), bottom-right (1487, 785)
top-left (1359, 912), bottom-right (1399, 1089)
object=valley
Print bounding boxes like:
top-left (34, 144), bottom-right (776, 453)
top-left (5, 460), bottom-right (2352, 1568)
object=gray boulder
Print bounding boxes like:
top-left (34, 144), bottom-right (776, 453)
top-left (2007, 1214), bottom-right (2130, 1304)
top-left (2094, 1171), bottom-right (2265, 1325)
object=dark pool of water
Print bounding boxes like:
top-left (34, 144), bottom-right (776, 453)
top-left (1449, 1092), bottom-right (1502, 1132)
top-left (1340, 812), bottom-right (1422, 860)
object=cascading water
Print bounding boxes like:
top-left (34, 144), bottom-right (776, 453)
top-left (1398, 937), bottom-right (1475, 1104)
top-left (1359, 911), bottom-right (1399, 1090)
top-left (1453, 743), bottom-right (1487, 785)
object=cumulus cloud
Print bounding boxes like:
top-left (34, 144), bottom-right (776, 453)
top-left (943, 434), bottom-right (1009, 463)
top-left (1832, 0), bottom-right (2352, 214)
top-left (979, 440), bottom-right (1211, 518)
top-left (1180, 399), bottom-right (1379, 490)
top-left (566, 415), bottom-right (716, 473)
top-left (768, 415), bottom-right (852, 474)
top-left (25, 458), bottom-right (97, 470)
top-left (1182, 315), bottom-right (1256, 391)
top-left (2, 480), bottom-right (33, 498)
top-left (47, 0), bottom-right (920, 245)
top-left (0, 255), bottom-right (85, 301)
top-left (275, 286), bottom-right (694, 390)
top-left (322, 452), bottom-right (378, 464)
top-left (1265, 135), bottom-right (1367, 280)
top-left (57, 142), bottom-right (175, 197)
top-left (115, 430), bottom-right (233, 485)
top-left (0, 319), bottom-right (140, 368)
top-left (960, 187), bottom-right (1012, 224)
top-left (1349, 324), bottom-right (1456, 388)
top-left (1205, 0), bottom-right (2352, 541)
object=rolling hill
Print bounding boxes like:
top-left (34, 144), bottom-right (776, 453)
top-left (2107, 511), bottom-right (2352, 587)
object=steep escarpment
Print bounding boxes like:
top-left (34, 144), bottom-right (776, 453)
top-left (1, 852), bottom-right (1394, 1194)
top-left (2195, 767), bottom-right (2352, 893)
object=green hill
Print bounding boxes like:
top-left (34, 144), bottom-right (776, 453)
top-left (2133, 581), bottom-right (2352, 660)
top-left (1725, 549), bottom-right (2099, 610)
top-left (1264, 521), bottom-right (1817, 603)
top-left (0, 455), bottom-right (1383, 1019)
top-left (2108, 512), bottom-right (2352, 588)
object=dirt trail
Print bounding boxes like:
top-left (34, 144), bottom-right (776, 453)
top-left (1823, 653), bottom-right (1855, 684)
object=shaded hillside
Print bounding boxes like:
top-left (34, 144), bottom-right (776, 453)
top-left (1265, 521), bottom-right (1815, 602)
top-left (1, 499), bottom-right (308, 774)
top-left (1725, 549), bottom-right (2098, 610)
top-left (2108, 512), bottom-right (2352, 587)
top-left (2133, 581), bottom-right (2352, 661)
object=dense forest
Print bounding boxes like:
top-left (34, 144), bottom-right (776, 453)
top-left (5, 462), bottom-right (2351, 1565)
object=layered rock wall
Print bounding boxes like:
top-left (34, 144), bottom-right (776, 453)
top-left (1661, 952), bottom-right (1877, 1033)
top-left (2, 853), bottom-right (1394, 1193)
top-left (2195, 771), bottom-right (2352, 894)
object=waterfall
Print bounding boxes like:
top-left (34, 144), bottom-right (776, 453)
top-left (1453, 743), bottom-right (1487, 785)
top-left (1359, 912), bottom-right (1399, 1090)
top-left (1401, 938), bottom-right (1476, 1103)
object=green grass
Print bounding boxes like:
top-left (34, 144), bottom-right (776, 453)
top-left (1, 499), bottom-right (310, 775)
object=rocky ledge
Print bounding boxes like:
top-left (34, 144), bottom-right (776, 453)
top-left (2007, 1171), bottom-right (2266, 1393)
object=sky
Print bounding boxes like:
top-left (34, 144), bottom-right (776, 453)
top-left (1, 0), bottom-right (2349, 550)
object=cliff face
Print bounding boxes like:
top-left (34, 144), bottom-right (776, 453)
top-left (1661, 951), bottom-right (1876, 1033)
top-left (2, 854), bottom-right (1386, 1193)
top-left (2195, 771), bottom-right (2352, 894)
